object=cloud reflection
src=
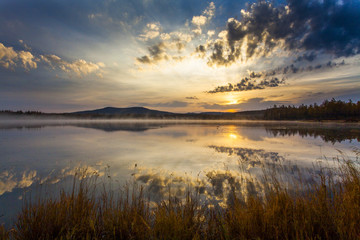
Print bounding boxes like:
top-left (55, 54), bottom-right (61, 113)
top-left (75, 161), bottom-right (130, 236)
top-left (0, 170), bottom-right (37, 195)
top-left (209, 145), bottom-right (285, 168)
top-left (133, 167), bottom-right (263, 208)
top-left (0, 165), bottom-right (104, 196)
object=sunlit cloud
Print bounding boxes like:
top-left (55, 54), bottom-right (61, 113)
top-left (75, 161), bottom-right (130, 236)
top-left (1, 41), bottom-right (104, 77)
top-left (0, 42), bottom-right (37, 70)
top-left (136, 2), bottom-right (216, 65)
top-left (138, 22), bottom-right (161, 41)
top-left (40, 54), bottom-right (105, 77)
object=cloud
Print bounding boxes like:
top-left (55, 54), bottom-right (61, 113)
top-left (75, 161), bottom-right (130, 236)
top-left (0, 43), bottom-right (18, 68)
top-left (19, 40), bottom-right (31, 51)
top-left (1, 42), bottom-right (104, 76)
top-left (40, 54), bottom-right (105, 77)
top-left (295, 52), bottom-right (317, 62)
top-left (0, 42), bottom-right (37, 70)
top-left (192, 15), bottom-right (207, 27)
top-left (136, 42), bottom-right (169, 64)
top-left (207, 30), bottom-right (215, 37)
top-left (152, 101), bottom-right (188, 108)
top-left (185, 96), bottom-right (198, 100)
top-left (201, 97), bottom-right (288, 111)
top-left (138, 100), bottom-right (188, 108)
top-left (201, 0), bottom-right (360, 66)
top-left (247, 59), bottom-right (346, 78)
top-left (206, 58), bottom-right (346, 94)
top-left (208, 77), bottom-right (285, 94)
top-left (136, 38), bottom-right (190, 64)
top-left (203, 2), bottom-right (215, 18)
top-left (137, 32), bottom-right (191, 65)
top-left (136, 2), bottom-right (215, 65)
top-left (139, 22), bottom-right (161, 41)
top-left (18, 51), bottom-right (37, 69)
top-left (192, 2), bottom-right (216, 35)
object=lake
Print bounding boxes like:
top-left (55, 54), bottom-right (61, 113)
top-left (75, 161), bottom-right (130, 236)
top-left (1, 120), bottom-right (359, 226)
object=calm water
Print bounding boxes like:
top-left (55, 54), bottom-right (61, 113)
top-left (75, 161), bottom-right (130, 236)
top-left (1, 120), bottom-right (359, 226)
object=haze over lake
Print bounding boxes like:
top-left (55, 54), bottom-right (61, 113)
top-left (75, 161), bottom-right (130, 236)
top-left (0, 119), bottom-right (359, 226)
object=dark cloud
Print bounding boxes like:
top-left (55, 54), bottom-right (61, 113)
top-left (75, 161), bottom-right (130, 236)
top-left (136, 42), bottom-right (168, 64)
top-left (195, 45), bottom-right (206, 53)
top-left (185, 96), bottom-right (198, 100)
top-left (295, 52), bottom-right (317, 62)
top-left (208, 77), bottom-right (285, 93)
top-left (136, 40), bottom-right (187, 64)
top-left (148, 42), bottom-right (167, 60)
top-left (252, 59), bottom-right (346, 78)
top-left (205, 0), bottom-right (360, 66)
top-left (136, 55), bottom-right (151, 64)
top-left (248, 71), bottom-right (262, 78)
top-left (195, 44), bottom-right (207, 58)
top-left (208, 40), bottom-right (241, 66)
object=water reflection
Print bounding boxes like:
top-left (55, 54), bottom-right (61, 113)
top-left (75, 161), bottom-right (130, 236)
top-left (266, 126), bottom-right (360, 143)
top-left (0, 120), bottom-right (359, 226)
top-left (1, 120), bottom-right (359, 143)
top-left (209, 146), bottom-right (285, 165)
top-left (0, 170), bottom-right (37, 195)
top-left (133, 167), bottom-right (264, 208)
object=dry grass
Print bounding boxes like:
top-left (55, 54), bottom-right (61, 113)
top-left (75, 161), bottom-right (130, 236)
top-left (2, 158), bottom-right (360, 239)
top-left (0, 225), bottom-right (9, 240)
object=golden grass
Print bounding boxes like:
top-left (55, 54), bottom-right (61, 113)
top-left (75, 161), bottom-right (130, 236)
top-left (2, 158), bottom-right (360, 239)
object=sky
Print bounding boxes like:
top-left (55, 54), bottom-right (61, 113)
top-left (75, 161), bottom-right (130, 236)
top-left (0, 0), bottom-right (360, 113)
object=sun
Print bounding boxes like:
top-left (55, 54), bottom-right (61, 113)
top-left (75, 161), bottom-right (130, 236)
top-left (228, 133), bottom-right (238, 139)
top-left (225, 93), bottom-right (239, 105)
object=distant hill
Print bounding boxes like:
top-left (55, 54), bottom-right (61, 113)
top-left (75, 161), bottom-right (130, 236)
top-left (72, 107), bottom-right (173, 116)
top-left (69, 107), bottom-right (264, 119)
top-left (70, 107), bottom-right (176, 118)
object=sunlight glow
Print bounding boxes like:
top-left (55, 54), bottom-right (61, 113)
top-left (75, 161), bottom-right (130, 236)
top-left (225, 93), bottom-right (239, 105)
top-left (228, 133), bottom-right (238, 139)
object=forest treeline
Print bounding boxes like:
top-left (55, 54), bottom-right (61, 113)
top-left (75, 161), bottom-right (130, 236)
top-left (264, 99), bottom-right (360, 121)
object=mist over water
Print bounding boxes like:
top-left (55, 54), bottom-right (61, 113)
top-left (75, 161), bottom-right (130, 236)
top-left (0, 119), bottom-right (359, 226)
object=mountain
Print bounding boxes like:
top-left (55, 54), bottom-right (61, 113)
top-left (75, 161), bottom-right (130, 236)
top-left (71, 107), bottom-right (175, 117)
